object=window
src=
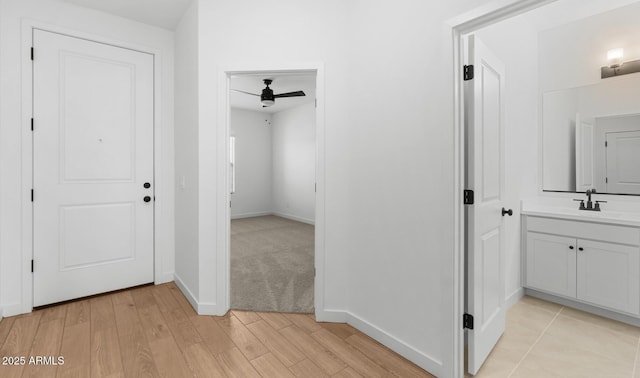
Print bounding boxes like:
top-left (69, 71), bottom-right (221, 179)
top-left (230, 136), bottom-right (236, 194)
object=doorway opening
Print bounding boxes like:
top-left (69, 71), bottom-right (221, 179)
top-left (454, 0), bottom-right (640, 376)
top-left (221, 68), bottom-right (323, 315)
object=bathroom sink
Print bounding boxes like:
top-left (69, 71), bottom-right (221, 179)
top-left (521, 204), bottom-right (640, 226)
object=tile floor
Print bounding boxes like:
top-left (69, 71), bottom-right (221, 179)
top-left (470, 296), bottom-right (640, 377)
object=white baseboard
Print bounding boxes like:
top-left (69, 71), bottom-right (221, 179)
top-left (346, 312), bottom-right (442, 377)
top-left (231, 211), bottom-right (272, 220)
top-left (272, 211), bottom-right (315, 225)
top-left (313, 308), bottom-right (441, 377)
top-left (174, 273), bottom-right (199, 313)
top-left (315, 309), bottom-right (348, 323)
top-left (231, 211), bottom-right (315, 225)
top-left (155, 272), bottom-right (174, 285)
top-left (1, 302), bottom-right (26, 318)
top-left (174, 273), bottom-right (228, 316)
top-left (196, 302), bottom-right (226, 316)
top-left (505, 287), bottom-right (524, 309)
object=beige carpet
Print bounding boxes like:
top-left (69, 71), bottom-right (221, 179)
top-left (230, 215), bottom-right (314, 313)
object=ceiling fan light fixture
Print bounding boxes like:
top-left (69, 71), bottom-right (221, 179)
top-left (261, 86), bottom-right (275, 107)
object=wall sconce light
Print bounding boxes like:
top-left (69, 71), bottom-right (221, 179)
top-left (602, 48), bottom-right (640, 79)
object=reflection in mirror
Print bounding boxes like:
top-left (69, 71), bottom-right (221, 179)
top-left (542, 76), bottom-right (640, 195)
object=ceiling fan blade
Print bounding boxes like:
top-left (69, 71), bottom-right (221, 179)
top-left (230, 89), bottom-right (260, 96)
top-left (273, 91), bottom-right (306, 98)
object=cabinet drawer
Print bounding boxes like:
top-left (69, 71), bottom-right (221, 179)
top-left (527, 216), bottom-right (640, 246)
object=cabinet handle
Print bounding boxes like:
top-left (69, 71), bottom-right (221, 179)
top-left (578, 247), bottom-right (584, 251)
top-left (569, 245), bottom-right (574, 250)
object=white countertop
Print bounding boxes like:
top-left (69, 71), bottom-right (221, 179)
top-left (521, 203), bottom-right (640, 227)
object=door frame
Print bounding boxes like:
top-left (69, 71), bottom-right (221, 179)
top-left (215, 63), bottom-right (326, 318)
top-left (449, 0), bottom-right (557, 376)
top-left (20, 21), bottom-right (171, 313)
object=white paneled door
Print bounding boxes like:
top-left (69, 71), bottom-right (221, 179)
top-left (606, 130), bottom-right (640, 195)
top-left (32, 30), bottom-right (154, 307)
top-left (465, 34), bottom-right (506, 375)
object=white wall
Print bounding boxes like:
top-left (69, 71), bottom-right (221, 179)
top-left (475, 13), bottom-right (540, 306)
top-left (179, 0), bottom-right (498, 376)
top-left (0, 0), bottom-right (175, 316)
top-left (272, 102), bottom-right (316, 224)
top-left (230, 108), bottom-right (273, 218)
top-left (538, 2), bottom-right (640, 93)
top-left (174, 0), bottom-right (199, 301)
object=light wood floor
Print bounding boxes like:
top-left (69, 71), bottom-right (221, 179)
top-left (0, 282), bottom-right (433, 377)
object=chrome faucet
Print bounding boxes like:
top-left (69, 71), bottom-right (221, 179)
top-left (573, 189), bottom-right (606, 211)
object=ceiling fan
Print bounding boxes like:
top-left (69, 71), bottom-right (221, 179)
top-left (231, 79), bottom-right (306, 107)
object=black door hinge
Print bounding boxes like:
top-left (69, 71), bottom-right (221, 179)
top-left (31, 118), bottom-right (34, 131)
top-left (31, 47), bottom-right (34, 61)
top-left (463, 313), bottom-right (474, 329)
top-left (31, 189), bottom-right (34, 202)
top-left (463, 189), bottom-right (474, 205)
top-left (464, 65), bottom-right (474, 81)
top-left (605, 141), bottom-right (608, 147)
top-left (31, 259), bottom-right (34, 273)
top-left (606, 177), bottom-right (608, 183)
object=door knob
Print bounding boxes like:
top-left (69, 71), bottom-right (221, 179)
top-left (569, 245), bottom-right (574, 250)
top-left (501, 208), bottom-right (513, 216)
top-left (143, 182), bottom-right (151, 189)
top-left (143, 196), bottom-right (151, 203)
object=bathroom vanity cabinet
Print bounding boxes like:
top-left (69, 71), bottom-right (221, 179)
top-left (523, 214), bottom-right (640, 317)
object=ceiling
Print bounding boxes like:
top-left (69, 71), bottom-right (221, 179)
top-left (229, 74), bottom-right (316, 114)
top-left (518, 0), bottom-right (640, 31)
top-left (58, 0), bottom-right (193, 30)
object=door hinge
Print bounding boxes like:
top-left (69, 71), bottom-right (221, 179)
top-left (315, 183), bottom-right (317, 193)
top-left (315, 98), bottom-right (317, 108)
top-left (605, 141), bottom-right (608, 147)
top-left (463, 189), bottom-right (474, 205)
top-left (31, 189), bottom-right (34, 202)
top-left (31, 259), bottom-right (34, 273)
top-left (606, 177), bottom-right (608, 183)
top-left (463, 65), bottom-right (474, 81)
top-left (314, 268), bottom-right (316, 277)
top-left (463, 313), bottom-right (474, 329)
top-left (30, 47), bottom-right (34, 61)
top-left (31, 118), bottom-right (34, 131)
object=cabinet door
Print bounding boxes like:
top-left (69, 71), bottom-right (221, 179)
top-left (526, 232), bottom-right (577, 298)
top-left (577, 240), bottom-right (640, 314)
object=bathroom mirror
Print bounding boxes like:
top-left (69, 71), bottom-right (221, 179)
top-left (542, 75), bottom-right (640, 195)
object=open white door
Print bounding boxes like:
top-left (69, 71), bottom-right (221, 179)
top-left (32, 30), bottom-right (154, 306)
top-left (465, 34), bottom-right (506, 375)
top-left (575, 114), bottom-right (594, 192)
top-left (605, 130), bottom-right (640, 194)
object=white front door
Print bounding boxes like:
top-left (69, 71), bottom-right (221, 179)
top-left (605, 130), bottom-right (640, 195)
top-left (32, 30), bottom-right (154, 307)
top-left (465, 34), bottom-right (506, 375)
